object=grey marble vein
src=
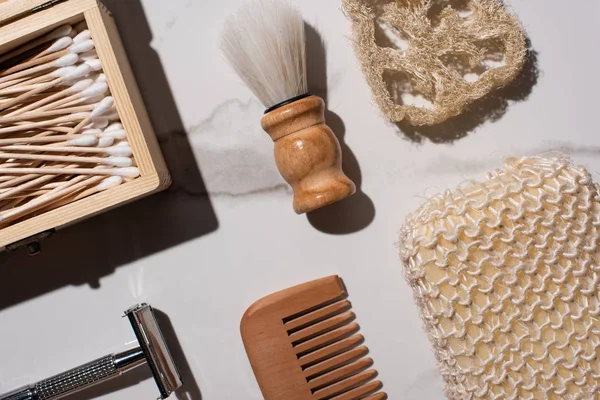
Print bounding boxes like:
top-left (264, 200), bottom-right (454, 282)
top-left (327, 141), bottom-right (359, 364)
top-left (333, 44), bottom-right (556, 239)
top-left (188, 98), bottom-right (289, 197)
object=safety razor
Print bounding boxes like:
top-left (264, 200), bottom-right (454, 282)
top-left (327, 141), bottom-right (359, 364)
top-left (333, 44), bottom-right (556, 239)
top-left (0, 303), bottom-right (182, 400)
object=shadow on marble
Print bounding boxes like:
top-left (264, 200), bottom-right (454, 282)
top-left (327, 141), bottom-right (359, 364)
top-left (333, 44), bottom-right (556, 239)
top-left (68, 309), bottom-right (203, 400)
top-left (0, 0), bottom-right (218, 311)
top-left (155, 309), bottom-right (204, 400)
top-left (304, 24), bottom-right (376, 234)
top-left (393, 38), bottom-right (540, 144)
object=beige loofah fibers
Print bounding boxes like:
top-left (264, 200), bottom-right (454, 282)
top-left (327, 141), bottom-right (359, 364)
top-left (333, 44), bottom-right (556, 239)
top-left (400, 154), bottom-right (600, 399)
top-left (343, 0), bottom-right (527, 126)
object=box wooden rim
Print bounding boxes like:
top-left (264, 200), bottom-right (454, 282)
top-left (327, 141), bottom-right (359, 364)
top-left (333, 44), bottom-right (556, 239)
top-left (0, 0), bottom-right (170, 250)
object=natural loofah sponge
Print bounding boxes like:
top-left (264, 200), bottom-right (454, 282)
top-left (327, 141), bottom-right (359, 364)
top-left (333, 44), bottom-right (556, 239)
top-left (343, 0), bottom-right (527, 126)
top-left (400, 154), bottom-right (600, 399)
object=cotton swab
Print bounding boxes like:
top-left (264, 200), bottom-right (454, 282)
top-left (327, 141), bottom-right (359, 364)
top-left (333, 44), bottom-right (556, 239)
top-left (0, 113), bottom-right (89, 135)
top-left (0, 25), bottom-right (72, 64)
top-left (37, 81), bottom-right (107, 111)
top-left (0, 152), bottom-right (133, 167)
top-left (0, 53), bottom-right (79, 82)
top-left (73, 30), bottom-right (91, 44)
top-left (41, 175), bottom-right (123, 210)
top-left (0, 167), bottom-right (140, 177)
top-left (0, 64), bottom-right (92, 111)
top-left (0, 175), bottom-right (105, 224)
top-left (0, 105), bottom-right (95, 123)
top-left (3, 144), bottom-right (132, 157)
top-left (0, 21), bottom-right (138, 226)
top-left (68, 96), bottom-right (114, 134)
top-left (6, 78), bottom-right (94, 115)
top-left (0, 135), bottom-right (98, 146)
top-left (0, 66), bottom-right (75, 91)
top-left (34, 37), bottom-right (74, 59)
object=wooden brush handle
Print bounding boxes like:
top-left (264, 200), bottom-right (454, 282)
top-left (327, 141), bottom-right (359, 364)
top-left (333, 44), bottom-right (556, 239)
top-left (261, 95), bottom-right (356, 214)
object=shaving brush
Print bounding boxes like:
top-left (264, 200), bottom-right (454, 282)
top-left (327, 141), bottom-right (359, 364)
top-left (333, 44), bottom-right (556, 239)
top-left (221, 0), bottom-right (356, 214)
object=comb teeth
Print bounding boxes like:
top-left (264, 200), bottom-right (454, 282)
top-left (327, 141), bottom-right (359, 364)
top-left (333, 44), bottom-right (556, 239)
top-left (284, 299), bottom-right (386, 400)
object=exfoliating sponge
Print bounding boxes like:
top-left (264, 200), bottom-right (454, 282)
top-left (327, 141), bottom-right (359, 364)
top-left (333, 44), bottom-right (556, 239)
top-left (343, 0), bottom-right (527, 126)
top-left (400, 154), bottom-right (600, 399)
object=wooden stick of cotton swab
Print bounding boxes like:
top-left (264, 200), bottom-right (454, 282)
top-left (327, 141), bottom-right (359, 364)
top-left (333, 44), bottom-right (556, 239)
top-left (3, 144), bottom-right (132, 157)
top-left (0, 25), bottom-right (72, 65)
top-left (67, 96), bottom-right (114, 135)
top-left (35, 81), bottom-right (107, 112)
top-left (0, 134), bottom-right (98, 146)
top-left (0, 53), bottom-right (78, 83)
top-left (0, 166), bottom-right (140, 177)
top-left (0, 152), bottom-right (133, 167)
top-left (0, 38), bottom-right (74, 76)
top-left (0, 175), bottom-right (104, 224)
top-left (5, 78), bottom-right (94, 116)
top-left (0, 64), bottom-right (92, 112)
top-left (38, 175), bottom-right (123, 211)
top-left (0, 113), bottom-right (89, 135)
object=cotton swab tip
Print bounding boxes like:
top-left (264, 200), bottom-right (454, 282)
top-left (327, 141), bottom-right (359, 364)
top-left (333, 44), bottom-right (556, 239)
top-left (105, 123), bottom-right (122, 132)
top-left (64, 64), bottom-right (92, 81)
top-left (115, 167), bottom-right (140, 178)
top-left (82, 82), bottom-right (108, 98)
top-left (80, 50), bottom-right (98, 61)
top-left (67, 78), bottom-right (94, 94)
top-left (55, 53), bottom-right (79, 67)
top-left (73, 21), bottom-right (87, 33)
top-left (90, 97), bottom-right (114, 118)
top-left (97, 136), bottom-right (115, 147)
top-left (103, 128), bottom-right (125, 140)
top-left (45, 37), bottom-right (74, 54)
top-left (67, 135), bottom-right (98, 147)
top-left (49, 25), bottom-right (73, 40)
top-left (105, 156), bottom-right (133, 167)
top-left (97, 176), bottom-right (123, 191)
top-left (91, 118), bottom-right (109, 129)
top-left (83, 128), bottom-right (103, 136)
top-left (106, 146), bottom-right (132, 157)
top-left (69, 39), bottom-right (95, 54)
top-left (85, 58), bottom-right (102, 71)
top-left (52, 66), bottom-right (77, 78)
top-left (73, 30), bottom-right (91, 44)
top-left (95, 73), bottom-right (107, 82)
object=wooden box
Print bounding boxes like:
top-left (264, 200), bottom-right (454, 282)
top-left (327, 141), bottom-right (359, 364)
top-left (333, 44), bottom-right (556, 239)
top-left (0, 0), bottom-right (170, 252)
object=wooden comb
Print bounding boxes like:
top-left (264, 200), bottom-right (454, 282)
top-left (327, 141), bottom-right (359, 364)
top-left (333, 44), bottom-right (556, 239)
top-left (240, 276), bottom-right (386, 400)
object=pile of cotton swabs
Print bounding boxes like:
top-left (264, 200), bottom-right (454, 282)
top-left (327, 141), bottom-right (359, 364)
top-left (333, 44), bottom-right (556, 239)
top-left (0, 22), bottom-right (138, 227)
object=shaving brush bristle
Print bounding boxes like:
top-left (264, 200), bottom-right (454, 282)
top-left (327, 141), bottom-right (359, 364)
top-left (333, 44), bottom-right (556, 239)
top-left (220, 0), bottom-right (307, 109)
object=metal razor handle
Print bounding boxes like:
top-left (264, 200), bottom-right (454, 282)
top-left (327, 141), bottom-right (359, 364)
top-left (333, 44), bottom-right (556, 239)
top-left (1, 349), bottom-right (145, 400)
top-left (0, 304), bottom-right (181, 400)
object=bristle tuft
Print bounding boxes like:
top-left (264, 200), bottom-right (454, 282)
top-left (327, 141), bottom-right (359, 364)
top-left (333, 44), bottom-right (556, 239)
top-left (220, 0), bottom-right (308, 109)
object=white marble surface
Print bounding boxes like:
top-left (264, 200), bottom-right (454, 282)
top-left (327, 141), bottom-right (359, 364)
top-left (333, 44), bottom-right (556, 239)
top-left (1, 0), bottom-right (599, 399)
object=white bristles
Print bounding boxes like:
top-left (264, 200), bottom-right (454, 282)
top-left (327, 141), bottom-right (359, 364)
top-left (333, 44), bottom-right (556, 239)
top-left (220, 0), bottom-right (307, 109)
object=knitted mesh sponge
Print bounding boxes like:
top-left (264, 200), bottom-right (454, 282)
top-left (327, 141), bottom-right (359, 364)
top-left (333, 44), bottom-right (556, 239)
top-left (343, 0), bottom-right (527, 126)
top-left (400, 155), bottom-right (600, 399)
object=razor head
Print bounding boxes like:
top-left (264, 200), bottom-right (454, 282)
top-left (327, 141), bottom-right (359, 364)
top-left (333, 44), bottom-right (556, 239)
top-left (125, 304), bottom-right (182, 399)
